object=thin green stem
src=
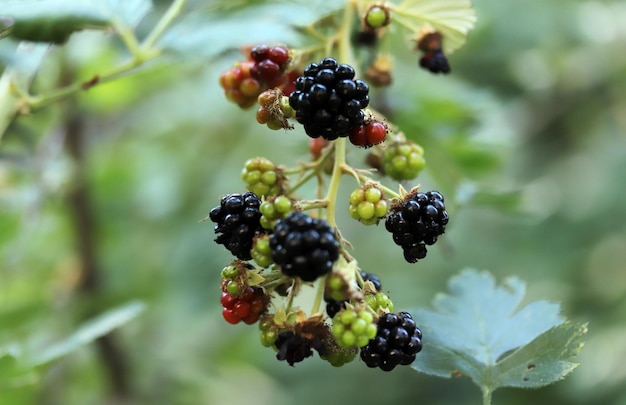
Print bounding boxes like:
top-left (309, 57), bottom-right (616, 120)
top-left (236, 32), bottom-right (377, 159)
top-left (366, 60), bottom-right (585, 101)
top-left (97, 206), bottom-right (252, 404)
top-left (324, 0), bottom-right (356, 228)
top-left (115, 22), bottom-right (142, 57)
top-left (287, 143), bottom-right (335, 193)
top-left (341, 165), bottom-right (400, 198)
top-left (482, 387), bottom-right (492, 405)
top-left (298, 199), bottom-right (328, 211)
top-left (285, 279), bottom-right (298, 313)
top-left (311, 275), bottom-right (327, 315)
top-left (142, 0), bottom-right (188, 50)
top-left (18, 0), bottom-right (188, 111)
top-left (324, 137), bottom-right (346, 228)
top-left (28, 58), bottom-right (140, 110)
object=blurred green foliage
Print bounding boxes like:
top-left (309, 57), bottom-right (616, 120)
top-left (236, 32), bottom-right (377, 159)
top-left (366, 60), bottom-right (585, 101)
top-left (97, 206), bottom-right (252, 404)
top-left (1, 0), bottom-right (626, 404)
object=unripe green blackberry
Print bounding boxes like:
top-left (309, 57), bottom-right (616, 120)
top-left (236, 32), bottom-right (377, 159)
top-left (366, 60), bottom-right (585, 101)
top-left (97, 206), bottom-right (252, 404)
top-left (320, 341), bottom-right (358, 367)
top-left (259, 315), bottom-right (280, 348)
top-left (364, 291), bottom-right (394, 314)
top-left (348, 184), bottom-right (389, 225)
top-left (251, 234), bottom-right (273, 268)
top-left (364, 5), bottom-right (391, 29)
top-left (241, 157), bottom-right (285, 197)
top-left (259, 195), bottom-right (293, 230)
top-left (381, 140), bottom-right (425, 181)
top-left (331, 308), bottom-right (378, 348)
top-left (325, 272), bottom-right (350, 302)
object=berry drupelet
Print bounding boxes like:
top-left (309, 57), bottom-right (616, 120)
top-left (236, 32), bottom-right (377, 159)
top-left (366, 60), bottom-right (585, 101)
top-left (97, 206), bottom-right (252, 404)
top-left (269, 212), bottom-right (340, 282)
top-left (288, 58), bottom-right (370, 140)
top-left (360, 312), bottom-right (422, 371)
top-left (209, 192), bottom-right (267, 260)
top-left (385, 190), bottom-right (449, 263)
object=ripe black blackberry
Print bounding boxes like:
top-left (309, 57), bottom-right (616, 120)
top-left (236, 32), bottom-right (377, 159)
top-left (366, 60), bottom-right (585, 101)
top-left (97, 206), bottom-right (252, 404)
top-left (360, 271), bottom-right (382, 291)
top-left (385, 190), bottom-right (448, 263)
top-left (325, 298), bottom-right (347, 318)
top-left (360, 312), bottom-right (422, 371)
top-left (269, 212), bottom-right (340, 282)
top-left (209, 192), bottom-right (266, 260)
top-left (288, 58), bottom-right (369, 140)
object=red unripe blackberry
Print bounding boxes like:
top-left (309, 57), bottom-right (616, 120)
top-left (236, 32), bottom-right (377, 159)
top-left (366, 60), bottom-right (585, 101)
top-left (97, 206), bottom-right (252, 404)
top-left (289, 58), bottom-right (369, 140)
top-left (385, 190), bottom-right (448, 263)
top-left (269, 212), bottom-right (340, 282)
top-left (360, 311), bottom-right (422, 371)
top-left (221, 286), bottom-right (267, 325)
top-left (350, 120), bottom-right (388, 148)
top-left (209, 192), bottom-right (267, 260)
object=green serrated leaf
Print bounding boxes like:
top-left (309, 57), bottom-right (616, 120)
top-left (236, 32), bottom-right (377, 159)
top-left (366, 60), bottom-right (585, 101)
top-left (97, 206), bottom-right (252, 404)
top-left (411, 269), bottom-right (586, 394)
top-left (33, 301), bottom-right (146, 366)
top-left (494, 322), bottom-right (587, 388)
top-left (0, 0), bottom-right (152, 43)
top-left (398, 0), bottom-right (477, 53)
top-left (159, 1), bottom-right (343, 61)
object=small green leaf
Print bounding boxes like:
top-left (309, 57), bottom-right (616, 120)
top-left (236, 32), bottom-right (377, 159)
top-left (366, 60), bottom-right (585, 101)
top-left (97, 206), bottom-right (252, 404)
top-left (398, 0), bottom-right (477, 53)
top-left (33, 301), bottom-right (146, 366)
top-left (0, 42), bottom-right (49, 142)
top-left (411, 269), bottom-right (586, 393)
top-left (0, 0), bottom-right (152, 44)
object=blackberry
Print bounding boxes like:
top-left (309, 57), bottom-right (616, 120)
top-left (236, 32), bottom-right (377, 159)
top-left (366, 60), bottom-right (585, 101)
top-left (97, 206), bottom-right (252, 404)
top-left (419, 49), bottom-right (451, 74)
top-left (325, 298), bottom-right (347, 318)
top-left (209, 192), bottom-right (267, 260)
top-left (270, 212), bottom-right (340, 282)
top-left (275, 331), bottom-right (325, 366)
top-left (360, 312), bottom-right (422, 371)
top-left (360, 271), bottom-right (382, 291)
top-left (288, 58), bottom-right (369, 140)
top-left (385, 190), bottom-right (448, 263)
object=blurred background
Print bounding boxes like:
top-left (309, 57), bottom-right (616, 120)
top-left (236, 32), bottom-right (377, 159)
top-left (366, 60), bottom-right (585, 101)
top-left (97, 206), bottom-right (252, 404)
top-left (1, 0), bottom-right (625, 404)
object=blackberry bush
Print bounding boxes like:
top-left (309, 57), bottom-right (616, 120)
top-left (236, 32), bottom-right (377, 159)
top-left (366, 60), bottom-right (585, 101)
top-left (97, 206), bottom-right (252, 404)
top-left (206, 0), bottom-right (470, 377)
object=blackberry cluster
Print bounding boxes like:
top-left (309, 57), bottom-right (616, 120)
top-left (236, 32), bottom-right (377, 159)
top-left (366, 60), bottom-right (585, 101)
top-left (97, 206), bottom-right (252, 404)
top-left (360, 312), bottom-right (422, 371)
top-left (270, 212), bottom-right (340, 282)
top-left (288, 58), bottom-right (369, 140)
top-left (385, 191), bottom-right (448, 263)
top-left (209, 192), bottom-right (267, 260)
